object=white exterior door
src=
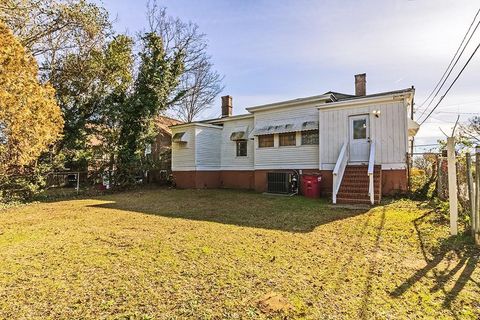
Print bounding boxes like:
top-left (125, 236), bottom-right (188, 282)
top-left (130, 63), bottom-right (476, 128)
top-left (349, 114), bottom-right (370, 163)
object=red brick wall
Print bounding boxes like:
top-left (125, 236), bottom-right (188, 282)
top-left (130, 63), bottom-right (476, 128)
top-left (381, 169), bottom-right (407, 195)
top-left (173, 171), bottom-right (220, 189)
top-left (172, 171), bottom-right (197, 189)
top-left (220, 171), bottom-right (255, 189)
top-left (195, 171), bottom-right (221, 189)
top-left (173, 168), bottom-right (406, 196)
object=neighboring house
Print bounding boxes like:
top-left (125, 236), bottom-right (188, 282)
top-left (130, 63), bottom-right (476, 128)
top-left (89, 115), bottom-right (182, 184)
top-left (170, 74), bottom-right (420, 204)
top-left (145, 116), bottom-right (183, 183)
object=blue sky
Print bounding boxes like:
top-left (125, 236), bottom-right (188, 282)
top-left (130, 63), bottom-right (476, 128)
top-left (94, 0), bottom-right (480, 146)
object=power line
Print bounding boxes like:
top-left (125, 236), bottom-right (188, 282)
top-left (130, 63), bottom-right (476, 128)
top-left (417, 8), bottom-right (480, 111)
top-left (419, 40), bottom-right (480, 125)
top-left (434, 111), bottom-right (480, 115)
top-left (434, 99), bottom-right (480, 109)
top-left (416, 8), bottom-right (480, 120)
top-left (414, 143), bottom-right (441, 147)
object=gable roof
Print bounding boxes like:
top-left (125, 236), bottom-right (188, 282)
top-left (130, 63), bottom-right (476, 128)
top-left (331, 88), bottom-right (414, 102)
top-left (169, 87), bottom-right (415, 129)
top-left (155, 115), bottom-right (183, 134)
top-left (245, 93), bottom-right (333, 112)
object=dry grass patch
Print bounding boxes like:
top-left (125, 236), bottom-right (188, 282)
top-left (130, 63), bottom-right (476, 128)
top-left (0, 188), bottom-right (478, 319)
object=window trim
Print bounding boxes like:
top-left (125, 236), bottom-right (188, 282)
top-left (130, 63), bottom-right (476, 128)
top-left (236, 140), bottom-right (248, 157)
top-left (258, 134), bottom-right (274, 148)
top-left (301, 130), bottom-right (319, 145)
top-left (279, 132), bottom-right (296, 147)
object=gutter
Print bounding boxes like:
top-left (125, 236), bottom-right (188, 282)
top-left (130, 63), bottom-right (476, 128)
top-left (246, 94), bottom-right (333, 112)
top-left (317, 91), bottom-right (413, 110)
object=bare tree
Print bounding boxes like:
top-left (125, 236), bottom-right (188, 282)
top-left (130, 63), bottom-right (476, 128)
top-left (146, 1), bottom-right (224, 122)
top-left (0, 0), bottom-right (111, 77)
top-left (460, 116), bottom-right (480, 144)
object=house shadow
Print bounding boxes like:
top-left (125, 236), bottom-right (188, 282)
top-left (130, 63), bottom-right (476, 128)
top-left (390, 210), bottom-right (479, 318)
top-left (85, 189), bottom-right (370, 233)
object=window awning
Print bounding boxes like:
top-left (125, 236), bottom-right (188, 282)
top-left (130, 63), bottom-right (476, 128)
top-left (408, 118), bottom-right (420, 137)
top-left (172, 132), bottom-right (187, 143)
top-left (230, 126), bottom-right (249, 141)
top-left (301, 121), bottom-right (318, 131)
top-left (250, 119), bottom-right (318, 137)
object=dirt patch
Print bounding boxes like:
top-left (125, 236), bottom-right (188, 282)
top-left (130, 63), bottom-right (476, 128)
top-left (256, 292), bottom-right (293, 314)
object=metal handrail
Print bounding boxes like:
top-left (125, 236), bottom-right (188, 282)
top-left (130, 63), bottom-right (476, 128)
top-left (332, 141), bottom-right (349, 204)
top-left (368, 141), bottom-right (376, 204)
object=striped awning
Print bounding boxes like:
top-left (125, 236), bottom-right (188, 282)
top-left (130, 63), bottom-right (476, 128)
top-left (408, 118), bottom-right (420, 137)
top-left (301, 121), bottom-right (318, 131)
top-left (250, 119), bottom-right (318, 136)
top-left (230, 126), bottom-right (249, 141)
top-left (172, 132), bottom-right (187, 143)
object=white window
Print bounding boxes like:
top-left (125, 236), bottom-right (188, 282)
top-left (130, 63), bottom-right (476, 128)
top-left (301, 130), bottom-right (319, 145)
top-left (236, 140), bottom-right (247, 156)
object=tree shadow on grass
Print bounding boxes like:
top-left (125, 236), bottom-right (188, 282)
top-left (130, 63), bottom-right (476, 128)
top-left (358, 207), bottom-right (386, 320)
top-left (85, 188), bottom-right (370, 233)
top-left (390, 210), bottom-right (479, 319)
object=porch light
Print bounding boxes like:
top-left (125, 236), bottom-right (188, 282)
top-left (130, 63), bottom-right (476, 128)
top-left (372, 110), bottom-right (381, 118)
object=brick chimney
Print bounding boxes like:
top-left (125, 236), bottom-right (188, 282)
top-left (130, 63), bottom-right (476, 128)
top-left (221, 95), bottom-right (232, 117)
top-left (355, 73), bottom-right (366, 96)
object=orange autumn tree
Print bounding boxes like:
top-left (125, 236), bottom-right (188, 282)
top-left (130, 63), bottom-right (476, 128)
top-left (0, 21), bottom-right (63, 175)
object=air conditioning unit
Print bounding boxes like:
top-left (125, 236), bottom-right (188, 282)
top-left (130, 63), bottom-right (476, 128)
top-left (267, 172), bottom-right (293, 194)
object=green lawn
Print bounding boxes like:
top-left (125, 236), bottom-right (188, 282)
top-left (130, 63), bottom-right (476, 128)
top-left (0, 188), bottom-right (478, 319)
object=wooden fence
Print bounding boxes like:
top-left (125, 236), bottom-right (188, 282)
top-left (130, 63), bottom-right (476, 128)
top-left (465, 149), bottom-right (480, 245)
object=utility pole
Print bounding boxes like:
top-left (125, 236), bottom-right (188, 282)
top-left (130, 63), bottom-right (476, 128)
top-left (408, 86), bottom-right (415, 191)
top-left (447, 137), bottom-right (458, 235)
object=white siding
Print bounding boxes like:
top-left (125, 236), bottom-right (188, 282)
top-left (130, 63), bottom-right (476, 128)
top-left (195, 126), bottom-right (222, 170)
top-left (319, 100), bottom-right (408, 170)
top-left (253, 102), bottom-right (323, 169)
top-left (171, 126), bottom-right (196, 171)
top-left (172, 97), bottom-right (410, 173)
top-left (220, 118), bottom-right (255, 170)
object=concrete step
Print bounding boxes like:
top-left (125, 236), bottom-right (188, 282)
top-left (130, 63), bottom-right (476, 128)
top-left (337, 197), bottom-right (380, 205)
top-left (336, 193), bottom-right (381, 200)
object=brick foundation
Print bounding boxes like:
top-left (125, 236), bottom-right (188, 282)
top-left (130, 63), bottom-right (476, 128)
top-left (173, 168), bottom-right (406, 196)
top-left (220, 171), bottom-right (255, 189)
top-left (173, 171), bottom-right (220, 189)
top-left (381, 169), bottom-right (408, 195)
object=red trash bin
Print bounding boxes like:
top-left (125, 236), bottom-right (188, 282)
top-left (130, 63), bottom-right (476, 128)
top-left (301, 174), bottom-right (321, 198)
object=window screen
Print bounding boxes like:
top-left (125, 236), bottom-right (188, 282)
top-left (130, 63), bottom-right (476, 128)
top-left (353, 119), bottom-right (367, 139)
top-left (301, 130), bottom-right (319, 145)
top-left (279, 132), bottom-right (296, 146)
top-left (258, 134), bottom-right (274, 148)
top-left (236, 140), bottom-right (247, 156)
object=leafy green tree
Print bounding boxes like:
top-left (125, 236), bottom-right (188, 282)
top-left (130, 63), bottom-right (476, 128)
top-left (117, 32), bottom-right (184, 184)
top-left (51, 35), bottom-right (134, 170)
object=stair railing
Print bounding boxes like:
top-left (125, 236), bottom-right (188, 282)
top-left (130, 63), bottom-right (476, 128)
top-left (332, 141), bottom-right (349, 204)
top-left (368, 140), bottom-right (376, 205)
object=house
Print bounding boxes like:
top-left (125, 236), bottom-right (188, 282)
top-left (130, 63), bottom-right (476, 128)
top-left (145, 116), bottom-right (183, 183)
top-left (89, 115), bottom-right (182, 185)
top-left (170, 74), bottom-right (419, 204)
